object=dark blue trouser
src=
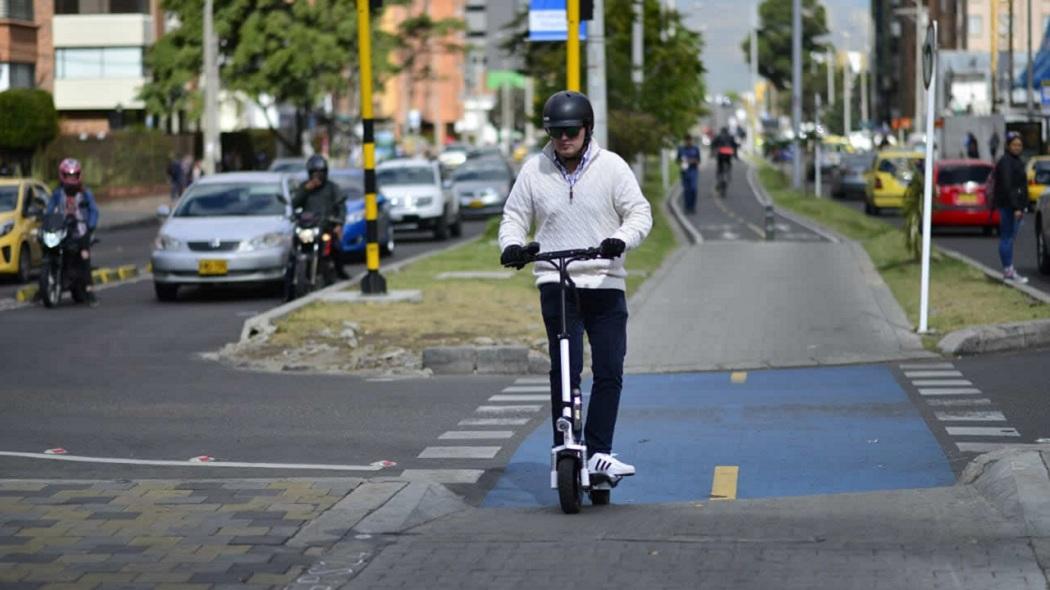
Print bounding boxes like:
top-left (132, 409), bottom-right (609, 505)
top-left (540, 284), bottom-right (628, 456)
top-left (681, 168), bottom-right (698, 212)
top-left (998, 208), bottom-right (1023, 269)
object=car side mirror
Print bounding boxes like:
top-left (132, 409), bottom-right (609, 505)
top-left (156, 205), bottom-right (171, 219)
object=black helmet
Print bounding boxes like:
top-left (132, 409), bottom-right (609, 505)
top-left (306, 154), bottom-right (328, 174)
top-left (542, 91), bottom-right (594, 131)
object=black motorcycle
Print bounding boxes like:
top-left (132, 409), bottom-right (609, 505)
top-left (37, 213), bottom-right (92, 308)
top-left (284, 211), bottom-right (337, 301)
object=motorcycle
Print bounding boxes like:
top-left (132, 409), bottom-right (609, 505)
top-left (37, 213), bottom-right (92, 308)
top-left (284, 211), bottom-right (336, 301)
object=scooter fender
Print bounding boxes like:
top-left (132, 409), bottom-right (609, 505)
top-left (550, 444), bottom-right (586, 489)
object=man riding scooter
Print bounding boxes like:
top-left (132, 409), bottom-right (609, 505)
top-left (46, 158), bottom-right (99, 306)
top-left (291, 155), bottom-right (346, 283)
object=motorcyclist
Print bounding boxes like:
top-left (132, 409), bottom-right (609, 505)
top-left (46, 158), bottom-right (99, 306)
top-left (711, 127), bottom-right (738, 186)
top-left (291, 155), bottom-right (346, 282)
top-left (499, 90), bottom-right (653, 480)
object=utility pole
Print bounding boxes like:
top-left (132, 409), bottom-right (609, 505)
top-left (632, 0), bottom-right (644, 181)
top-left (991, 0), bottom-right (998, 112)
top-left (791, 0), bottom-right (802, 189)
top-left (524, 76), bottom-right (536, 148)
top-left (587, 0), bottom-right (608, 148)
top-left (202, 0), bottom-right (220, 174)
top-left (501, 81), bottom-right (512, 156)
top-left (913, 0), bottom-right (925, 134)
top-left (1028, 0), bottom-right (1035, 117)
top-left (567, 0), bottom-right (581, 91)
top-left (844, 52), bottom-right (852, 136)
top-left (826, 48), bottom-right (835, 108)
top-left (861, 55), bottom-right (869, 126)
top-left (1008, 0), bottom-right (1014, 114)
top-left (356, 0), bottom-right (387, 295)
top-left (750, 2), bottom-right (759, 155)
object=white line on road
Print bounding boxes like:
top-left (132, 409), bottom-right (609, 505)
top-left (501, 386), bottom-right (549, 393)
top-left (911, 379), bottom-right (973, 387)
top-left (904, 370), bottom-right (964, 378)
top-left (934, 411), bottom-right (1007, 422)
top-left (0, 451), bottom-right (387, 471)
top-left (926, 398), bottom-right (992, 407)
top-left (418, 446), bottom-right (501, 459)
top-left (459, 418), bottom-right (530, 426)
top-left (899, 362), bottom-right (956, 370)
top-left (956, 443), bottom-right (1049, 454)
top-left (397, 469), bottom-right (485, 484)
top-left (475, 405), bottom-right (542, 414)
top-left (489, 394), bottom-right (549, 402)
top-left (944, 427), bottom-right (1021, 437)
top-left (917, 388), bottom-right (982, 396)
top-left (438, 431), bottom-right (514, 440)
top-left (514, 377), bottom-right (548, 385)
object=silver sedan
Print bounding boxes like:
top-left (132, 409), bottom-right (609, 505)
top-left (151, 172), bottom-right (294, 301)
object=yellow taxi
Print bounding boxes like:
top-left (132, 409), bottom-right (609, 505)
top-left (1026, 155), bottom-right (1050, 205)
top-left (864, 149), bottom-right (924, 215)
top-left (0, 178), bottom-right (51, 282)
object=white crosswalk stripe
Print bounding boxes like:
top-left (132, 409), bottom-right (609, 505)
top-left (956, 442), bottom-right (1048, 454)
top-left (459, 417), bottom-right (530, 426)
top-left (475, 405), bottom-right (542, 414)
top-left (502, 385), bottom-right (549, 393)
top-left (911, 379), bottom-right (973, 387)
top-left (944, 426), bottom-right (1020, 437)
top-left (926, 398), bottom-right (992, 407)
top-left (489, 394), bottom-right (548, 402)
top-left (917, 387), bottom-right (982, 396)
top-left (904, 370), bottom-right (964, 378)
top-left (398, 469), bottom-right (485, 484)
top-left (514, 377), bottom-right (548, 385)
top-left (900, 362), bottom-right (956, 370)
top-left (438, 431), bottom-right (514, 440)
top-left (418, 446), bottom-right (501, 459)
top-left (934, 411), bottom-right (1007, 422)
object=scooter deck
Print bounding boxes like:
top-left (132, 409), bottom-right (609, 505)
top-left (589, 473), bottom-right (624, 490)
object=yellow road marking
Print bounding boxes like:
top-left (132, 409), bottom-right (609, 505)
top-left (710, 465), bottom-right (739, 500)
top-left (730, 371), bottom-right (748, 384)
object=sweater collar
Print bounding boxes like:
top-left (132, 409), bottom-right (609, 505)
top-left (543, 140), bottom-right (600, 177)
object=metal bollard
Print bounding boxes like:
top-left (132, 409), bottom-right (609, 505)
top-left (764, 205), bottom-right (776, 241)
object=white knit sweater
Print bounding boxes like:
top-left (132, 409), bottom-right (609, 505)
top-left (498, 141), bottom-right (653, 291)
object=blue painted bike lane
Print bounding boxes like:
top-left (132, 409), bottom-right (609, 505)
top-left (484, 364), bottom-right (955, 507)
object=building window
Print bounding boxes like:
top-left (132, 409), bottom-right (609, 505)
top-left (968, 15), bottom-right (983, 38)
top-left (54, 0), bottom-right (148, 14)
top-left (1, 0), bottom-right (34, 21)
top-left (56, 47), bottom-right (144, 79)
top-left (0, 63), bottom-right (35, 90)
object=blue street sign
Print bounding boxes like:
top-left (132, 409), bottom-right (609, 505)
top-left (529, 0), bottom-right (587, 42)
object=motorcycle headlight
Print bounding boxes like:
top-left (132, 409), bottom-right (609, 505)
top-left (296, 228), bottom-right (318, 244)
top-left (154, 234), bottom-right (182, 251)
top-left (0, 221), bottom-right (13, 238)
top-left (43, 232), bottom-right (62, 248)
top-left (414, 196), bottom-right (433, 207)
top-left (243, 232), bottom-right (289, 251)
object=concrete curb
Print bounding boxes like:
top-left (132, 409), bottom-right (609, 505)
top-left (665, 182), bottom-right (702, 245)
top-left (961, 446), bottom-right (1050, 537)
top-left (421, 345), bottom-right (548, 375)
top-left (239, 233), bottom-right (487, 343)
top-left (938, 247), bottom-right (1050, 305)
top-left (12, 263), bottom-right (143, 303)
top-left (938, 318), bottom-right (1050, 355)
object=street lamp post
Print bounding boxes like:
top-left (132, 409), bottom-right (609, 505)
top-left (791, 0), bottom-right (802, 190)
top-left (356, 0), bottom-right (387, 295)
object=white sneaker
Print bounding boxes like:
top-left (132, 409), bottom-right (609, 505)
top-left (1004, 268), bottom-right (1030, 284)
top-left (587, 453), bottom-right (635, 477)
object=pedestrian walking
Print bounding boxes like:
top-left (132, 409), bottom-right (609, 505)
top-left (965, 131), bottom-right (979, 159)
top-left (989, 131), bottom-right (1001, 161)
top-left (676, 134), bottom-right (701, 214)
top-left (166, 154), bottom-right (185, 200)
top-left (499, 90), bottom-right (652, 480)
top-left (991, 131), bottom-right (1030, 284)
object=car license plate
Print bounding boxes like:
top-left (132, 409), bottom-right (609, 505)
top-left (957, 193), bottom-right (979, 205)
top-left (198, 259), bottom-right (228, 276)
top-left (469, 199), bottom-right (485, 209)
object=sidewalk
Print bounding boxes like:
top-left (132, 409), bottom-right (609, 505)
top-left (96, 195), bottom-right (168, 231)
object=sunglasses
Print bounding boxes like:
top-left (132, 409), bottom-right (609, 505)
top-left (547, 126), bottom-right (582, 140)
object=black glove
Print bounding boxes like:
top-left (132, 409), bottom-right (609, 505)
top-left (501, 242), bottom-right (539, 269)
top-left (599, 238), bottom-right (626, 259)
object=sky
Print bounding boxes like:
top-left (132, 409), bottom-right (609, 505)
top-left (677, 0), bottom-right (871, 94)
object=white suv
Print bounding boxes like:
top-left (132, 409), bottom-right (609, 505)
top-left (377, 159), bottom-right (462, 240)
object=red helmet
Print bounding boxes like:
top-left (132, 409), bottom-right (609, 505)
top-left (58, 158), bottom-right (82, 190)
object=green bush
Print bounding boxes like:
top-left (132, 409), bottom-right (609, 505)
top-left (901, 171), bottom-right (923, 261)
top-left (0, 89), bottom-right (58, 151)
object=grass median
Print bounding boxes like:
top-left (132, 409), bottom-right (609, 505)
top-left (757, 163), bottom-right (1050, 345)
top-left (248, 158), bottom-right (677, 372)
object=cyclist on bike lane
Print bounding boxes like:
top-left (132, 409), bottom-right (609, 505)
top-left (711, 127), bottom-right (738, 192)
top-left (498, 90), bottom-right (653, 479)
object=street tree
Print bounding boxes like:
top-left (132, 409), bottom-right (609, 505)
top-left (0, 89), bottom-right (58, 175)
top-left (395, 12), bottom-right (465, 134)
top-left (502, 0), bottom-right (706, 161)
top-left (741, 0), bottom-right (828, 93)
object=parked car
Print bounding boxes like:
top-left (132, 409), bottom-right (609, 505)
top-left (864, 149), bottom-right (924, 214)
top-left (322, 168), bottom-right (395, 259)
top-left (1035, 191), bottom-right (1050, 274)
top-left (0, 178), bottom-right (49, 282)
top-left (931, 160), bottom-right (998, 231)
top-left (268, 158), bottom-right (305, 173)
top-left (376, 159), bottom-right (462, 240)
top-left (451, 158), bottom-right (515, 218)
top-left (830, 152), bottom-right (875, 199)
top-left (151, 172), bottom-right (294, 301)
top-left (1026, 155), bottom-right (1050, 205)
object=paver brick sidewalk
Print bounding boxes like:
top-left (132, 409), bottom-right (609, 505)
top-left (0, 478), bottom-right (362, 589)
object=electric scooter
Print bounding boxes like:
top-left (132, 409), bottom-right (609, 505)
top-left (506, 243), bottom-right (628, 514)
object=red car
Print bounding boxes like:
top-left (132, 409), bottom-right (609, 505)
top-left (932, 159), bottom-right (1000, 231)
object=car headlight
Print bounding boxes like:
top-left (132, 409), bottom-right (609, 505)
top-left (480, 187), bottom-right (501, 202)
top-left (154, 234), bottom-right (182, 251)
top-left (0, 221), bottom-right (13, 238)
top-left (345, 210), bottom-right (365, 225)
top-left (414, 196), bottom-right (433, 207)
top-left (242, 232), bottom-right (289, 251)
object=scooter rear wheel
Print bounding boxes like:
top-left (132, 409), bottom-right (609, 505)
top-left (589, 489), bottom-right (610, 505)
top-left (556, 456), bottom-right (581, 514)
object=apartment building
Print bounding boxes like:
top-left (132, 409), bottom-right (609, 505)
top-left (0, 0), bottom-right (52, 91)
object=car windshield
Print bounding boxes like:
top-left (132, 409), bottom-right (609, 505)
top-left (452, 165), bottom-right (509, 182)
top-left (377, 167), bottom-right (434, 186)
top-left (330, 174), bottom-right (364, 201)
top-left (174, 183), bottom-right (286, 217)
top-left (1034, 161), bottom-right (1050, 184)
top-left (0, 187), bottom-right (17, 212)
top-left (270, 160), bottom-right (304, 172)
top-left (843, 154), bottom-right (874, 170)
top-left (938, 165), bottom-right (991, 185)
top-left (878, 157), bottom-right (919, 182)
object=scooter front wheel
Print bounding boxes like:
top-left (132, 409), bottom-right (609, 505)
top-left (556, 455), bottom-right (582, 514)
